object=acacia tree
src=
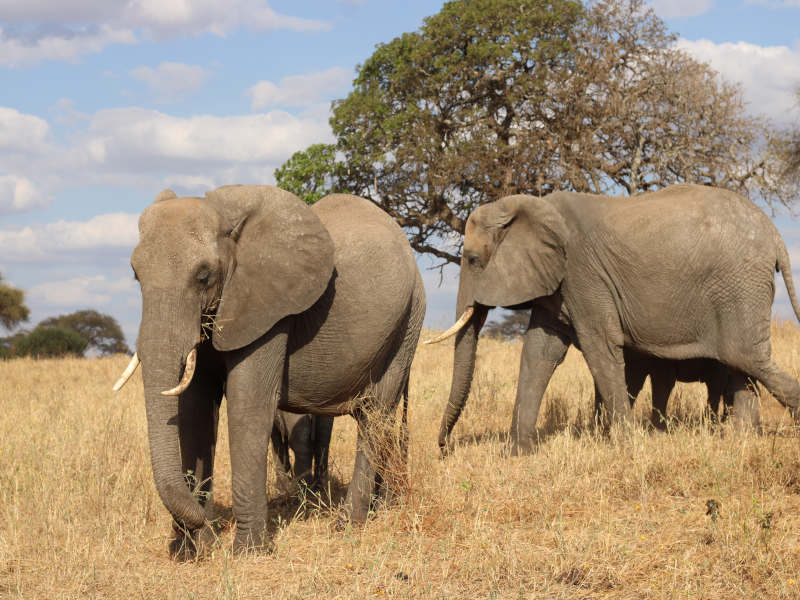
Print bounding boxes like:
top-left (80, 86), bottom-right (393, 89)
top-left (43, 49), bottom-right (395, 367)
top-left (39, 310), bottom-right (129, 356)
top-left (0, 274), bottom-right (29, 331)
top-left (277, 0), bottom-right (794, 264)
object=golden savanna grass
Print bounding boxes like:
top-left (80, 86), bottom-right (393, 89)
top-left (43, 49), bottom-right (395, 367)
top-left (3, 323), bottom-right (800, 598)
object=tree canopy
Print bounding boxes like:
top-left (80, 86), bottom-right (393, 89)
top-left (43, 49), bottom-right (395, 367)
top-left (39, 310), bottom-right (130, 356)
top-left (0, 274), bottom-right (30, 330)
top-left (14, 327), bottom-right (88, 359)
top-left (276, 0), bottom-right (797, 264)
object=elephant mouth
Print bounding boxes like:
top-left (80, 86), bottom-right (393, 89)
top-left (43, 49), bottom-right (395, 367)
top-left (112, 346), bottom-right (198, 396)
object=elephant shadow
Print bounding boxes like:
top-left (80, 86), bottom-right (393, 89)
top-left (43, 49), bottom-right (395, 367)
top-left (265, 473), bottom-right (351, 533)
top-left (450, 429), bottom-right (510, 452)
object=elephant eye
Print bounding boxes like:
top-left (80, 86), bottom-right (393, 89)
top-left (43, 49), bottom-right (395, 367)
top-left (196, 266), bottom-right (215, 286)
top-left (467, 254), bottom-right (481, 268)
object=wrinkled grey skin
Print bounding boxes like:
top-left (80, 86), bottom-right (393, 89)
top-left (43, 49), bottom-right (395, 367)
top-left (271, 412), bottom-right (334, 489)
top-left (131, 186), bottom-right (425, 556)
top-left (440, 184), bottom-right (798, 455)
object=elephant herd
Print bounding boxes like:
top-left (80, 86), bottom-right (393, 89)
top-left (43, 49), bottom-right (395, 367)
top-left (112, 183), bottom-right (800, 558)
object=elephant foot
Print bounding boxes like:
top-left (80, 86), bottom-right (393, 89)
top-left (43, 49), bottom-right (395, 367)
top-left (232, 523), bottom-right (274, 556)
top-left (508, 437), bottom-right (538, 457)
top-left (168, 521), bottom-right (218, 561)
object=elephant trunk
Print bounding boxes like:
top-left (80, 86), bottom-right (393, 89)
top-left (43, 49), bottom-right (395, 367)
top-left (437, 263), bottom-right (488, 455)
top-left (138, 290), bottom-right (206, 530)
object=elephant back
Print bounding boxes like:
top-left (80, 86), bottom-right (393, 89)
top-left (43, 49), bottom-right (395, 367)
top-left (285, 194), bottom-right (421, 410)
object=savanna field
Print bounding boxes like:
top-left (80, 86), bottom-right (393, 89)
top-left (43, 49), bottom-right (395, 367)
top-left (2, 323), bottom-right (800, 599)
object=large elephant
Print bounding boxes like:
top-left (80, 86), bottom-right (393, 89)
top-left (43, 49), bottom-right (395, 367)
top-left (113, 186), bottom-right (425, 555)
top-left (431, 184), bottom-right (798, 455)
top-left (271, 412), bottom-right (334, 490)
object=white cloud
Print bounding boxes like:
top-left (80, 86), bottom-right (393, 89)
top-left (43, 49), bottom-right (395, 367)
top-left (647, 0), bottom-right (714, 18)
top-left (29, 275), bottom-right (136, 308)
top-left (79, 107), bottom-right (334, 174)
top-left (0, 175), bottom-right (48, 213)
top-left (676, 39), bottom-right (800, 122)
top-left (0, 1), bottom-right (329, 65)
top-left (248, 67), bottom-right (352, 110)
top-left (0, 106), bottom-right (51, 153)
top-left (0, 213), bottom-right (139, 262)
top-left (0, 25), bottom-right (136, 68)
top-left (131, 62), bottom-right (212, 103)
top-left (1, 100), bottom-right (335, 203)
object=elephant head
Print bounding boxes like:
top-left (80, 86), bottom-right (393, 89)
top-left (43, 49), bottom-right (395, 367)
top-left (116, 185), bottom-right (333, 529)
top-left (431, 194), bottom-right (569, 452)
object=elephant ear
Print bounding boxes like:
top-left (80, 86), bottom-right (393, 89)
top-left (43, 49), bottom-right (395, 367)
top-left (207, 185), bottom-right (334, 351)
top-left (472, 194), bottom-right (568, 308)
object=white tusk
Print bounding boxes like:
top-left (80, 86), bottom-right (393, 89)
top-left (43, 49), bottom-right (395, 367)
top-left (161, 348), bottom-right (198, 396)
top-left (112, 353), bottom-right (141, 392)
top-left (423, 306), bottom-right (476, 345)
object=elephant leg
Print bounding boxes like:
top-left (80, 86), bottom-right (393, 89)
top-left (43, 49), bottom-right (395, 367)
top-left (649, 370), bottom-right (676, 431)
top-left (727, 371), bottom-right (761, 431)
top-left (345, 302), bottom-right (422, 521)
top-left (312, 415), bottom-right (334, 490)
top-left (510, 320), bottom-right (569, 455)
top-left (169, 345), bottom-right (223, 560)
top-left (270, 413), bottom-right (292, 477)
top-left (287, 414), bottom-right (314, 487)
top-left (224, 325), bottom-right (288, 554)
top-left (345, 406), bottom-right (383, 523)
top-left (594, 355), bottom-right (648, 425)
top-left (581, 340), bottom-right (631, 428)
top-left (703, 364), bottom-right (728, 424)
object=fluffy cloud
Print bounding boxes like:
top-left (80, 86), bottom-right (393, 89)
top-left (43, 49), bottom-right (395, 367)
top-left (0, 175), bottom-right (48, 213)
top-left (131, 62), bottom-right (212, 103)
top-left (676, 39), bottom-right (800, 122)
top-left (79, 107), bottom-right (333, 175)
top-left (0, 1), bottom-right (329, 66)
top-left (647, 0), bottom-right (714, 18)
top-left (248, 67), bottom-right (352, 110)
top-left (0, 100), bottom-right (335, 206)
top-left (28, 274), bottom-right (136, 308)
top-left (0, 213), bottom-right (139, 262)
top-left (0, 107), bottom-right (51, 153)
top-left (0, 25), bottom-right (136, 68)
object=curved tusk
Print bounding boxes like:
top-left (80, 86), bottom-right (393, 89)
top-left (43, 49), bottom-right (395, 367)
top-left (112, 353), bottom-right (141, 392)
top-left (423, 306), bottom-right (476, 345)
top-left (161, 348), bottom-right (198, 396)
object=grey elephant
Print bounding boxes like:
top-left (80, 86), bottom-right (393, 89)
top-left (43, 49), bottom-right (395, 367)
top-left (600, 351), bottom-right (740, 429)
top-left (113, 185), bottom-right (425, 556)
top-left (271, 412), bottom-right (334, 490)
top-left (429, 184), bottom-right (799, 455)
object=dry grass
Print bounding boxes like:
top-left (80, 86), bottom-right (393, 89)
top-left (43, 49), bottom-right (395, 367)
top-left (2, 322), bottom-right (800, 598)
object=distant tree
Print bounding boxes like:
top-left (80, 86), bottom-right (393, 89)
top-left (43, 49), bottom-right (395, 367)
top-left (482, 311), bottom-right (531, 339)
top-left (15, 327), bottom-right (88, 359)
top-left (276, 0), bottom-right (794, 264)
top-left (39, 310), bottom-right (130, 356)
top-left (0, 274), bottom-right (30, 330)
top-left (0, 330), bottom-right (29, 359)
top-left (274, 143), bottom-right (345, 204)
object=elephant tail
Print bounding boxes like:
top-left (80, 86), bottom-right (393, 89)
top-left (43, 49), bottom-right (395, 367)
top-left (776, 236), bottom-right (800, 323)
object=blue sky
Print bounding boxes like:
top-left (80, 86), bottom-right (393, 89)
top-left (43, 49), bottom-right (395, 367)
top-left (0, 0), bottom-right (799, 346)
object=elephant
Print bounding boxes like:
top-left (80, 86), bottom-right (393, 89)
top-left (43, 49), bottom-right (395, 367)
top-left (271, 411), bottom-right (334, 490)
top-left (113, 185), bottom-right (425, 556)
top-left (600, 351), bottom-right (741, 429)
top-left (429, 183), bottom-right (799, 455)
